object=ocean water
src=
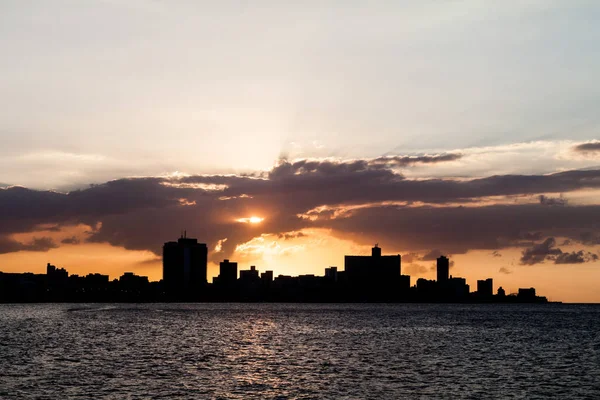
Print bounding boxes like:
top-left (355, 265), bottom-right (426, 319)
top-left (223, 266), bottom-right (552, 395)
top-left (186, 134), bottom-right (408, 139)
top-left (0, 303), bottom-right (599, 399)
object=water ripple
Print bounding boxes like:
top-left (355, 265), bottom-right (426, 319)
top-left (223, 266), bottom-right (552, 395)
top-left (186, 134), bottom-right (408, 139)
top-left (0, 304), bottom-right (599, 399)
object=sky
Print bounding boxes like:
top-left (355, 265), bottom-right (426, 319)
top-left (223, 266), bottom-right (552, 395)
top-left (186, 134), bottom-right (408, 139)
top-left (1, 1), bottom-right (600, 302)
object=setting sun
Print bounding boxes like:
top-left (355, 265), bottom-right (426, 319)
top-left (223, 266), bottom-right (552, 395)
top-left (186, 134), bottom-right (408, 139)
top-left (236, 216), bottom-right (264, 224)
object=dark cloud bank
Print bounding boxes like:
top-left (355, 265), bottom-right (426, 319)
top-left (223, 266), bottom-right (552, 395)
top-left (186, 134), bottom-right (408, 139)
top-left (1, 157), bottom-right (600, 266)
top-left (573, 142), bottom-right (600, 154)
top-left (520, 237), bottom-right (598, 265)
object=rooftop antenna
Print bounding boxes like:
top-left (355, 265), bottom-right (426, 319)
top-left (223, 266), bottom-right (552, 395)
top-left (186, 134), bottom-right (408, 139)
top-left (184, 230), bottom-right (187, 239)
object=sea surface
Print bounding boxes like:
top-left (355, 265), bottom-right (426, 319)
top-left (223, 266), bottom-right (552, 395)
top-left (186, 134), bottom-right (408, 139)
top-left (0, 303), bottom-right (599, 399)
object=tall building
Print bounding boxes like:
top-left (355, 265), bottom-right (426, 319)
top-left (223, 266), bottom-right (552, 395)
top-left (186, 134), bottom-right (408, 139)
top-left (447, 277), bottom-right (470, 298)
top-left (46, 263), bottom-right (68, 280)
top-left (344, 245), bottom-right (401, 285)
top-left (436, 255), bottom-right (449, 283)
top-left (477, 278), bottom-right (493, 297)
top-left (217, 259), bottom-right (238, 285)
top-left (325, 267), bottom-right (338, 282)
top-left (240, 265), bottom-right (259, 283)
top-left (518, 287), bottom-right (536, 300)
top-left (399, 274), bottom-right (411, 290)
top-left (163, 232), bottom-right (208, 294)
top-left (260, 270), bottom-right (273, 283)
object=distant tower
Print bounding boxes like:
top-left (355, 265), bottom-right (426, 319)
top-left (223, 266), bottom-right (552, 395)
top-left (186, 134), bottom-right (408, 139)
top-left (47, 263), bottom-right (56, 275)
top-left (218, 259), bottom-right (238, 284)
top-left (372, 244), bottom-right (381, 257)
top-left (163, 233), bottom-right (208, 294)
top-left (477, 278), bottom-right (493, 297)
top-left (344, 245), bottom-right (401, 284)
top-left (436, 255), bottom-right (449, 283)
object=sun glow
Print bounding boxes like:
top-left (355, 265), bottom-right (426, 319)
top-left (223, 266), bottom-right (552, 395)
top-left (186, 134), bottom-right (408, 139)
top-left (236, 216), bottom-right (264, 224)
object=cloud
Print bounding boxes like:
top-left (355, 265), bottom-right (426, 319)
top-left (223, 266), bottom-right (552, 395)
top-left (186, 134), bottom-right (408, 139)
top-left (539, 194), bottom-right (567, 206)
top-left (580, 232), bottom-right (600, 245)
top-left (403, 263), bottom-right (429, 275)
top-left (401, 252), bottom-right (420, 263)
top-left (554, 251), bottom-right (598, 264)
top-left (369, 153), bottom-right (463, 168)
top-left (214, 238), bottom-right (228, 252)
top-left (277, 232), bottom-right (306, 240)
top-left (269, 153), bottom-right (462, 180)
top-left (0, 236), bottom-right (58, 254)
top-left (24, 237), bottom-right (59, 251)
top-left (61, 236), bottom-right (80, 245)
top-left (492, 251), bottom-right (502, 257)
top-left (499, 267), bottom-right (512, 274)
top-left (520, 238), bottom-right (563, 265)
top-left (521, 232), bottom-right (543, 241)
top-left (136, 256), bottom-right (162, 265)
top-left (520, 237), bottom-right (599, 265)
top-left (322, 203), bottom-right (600, 257)
top-left (0, 237), bottom-right (25, 254)
top-left (34, 224), bottom-right (62, 232)
top-left (421, 249), bottom-right (446, 261)
top-left (573, 142), bottom-right (600, 154)
top-left (1, 161), bottom-right (600, 265)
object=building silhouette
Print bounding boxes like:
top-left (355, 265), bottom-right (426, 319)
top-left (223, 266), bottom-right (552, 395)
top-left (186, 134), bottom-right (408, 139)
top-left (214, 259), bottom-right (238, 286)
top-left (518, 287), bottom-right (536, 300)
top-left (162, 232), bottom-right (208, 294)
top-left (324, 267), bottom-right (338, 282)
top-left (344, 245), bottom-right (401, 285)
top-left (120, 272), bottom-right (149, 289)
top-left (260, 270), bottom-right (273, 283)
top-left (240, 265), bottom-right (259, 283)
top-left (477, 278), bottom-right (493, 297)
top-left (47, 263), bottom-right (68, 280)
top-left (447, 276), bottom-right (470, 298)
top-left (437, 255), bottom-right (449, 282)
top-left (399, 274), bottom-right (410, 290)
top-left (416, 278), bottom-right (438, 298)
top-left (0, 238), bottom-right (552, 304)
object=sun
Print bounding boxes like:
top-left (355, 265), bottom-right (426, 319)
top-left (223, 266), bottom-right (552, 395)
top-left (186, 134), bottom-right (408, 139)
top-left (249, 216), bottom-right (263, 224)
top-left (236, 216), bottom-right (264, 224)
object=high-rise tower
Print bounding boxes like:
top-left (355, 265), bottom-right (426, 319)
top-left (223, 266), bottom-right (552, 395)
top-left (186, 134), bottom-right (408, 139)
top-left (163, 232), bottom-right (208, 294)
top-left (436, 255), bottom-right (449, 283)
top-left (344, 245), bottom-right (401, 284)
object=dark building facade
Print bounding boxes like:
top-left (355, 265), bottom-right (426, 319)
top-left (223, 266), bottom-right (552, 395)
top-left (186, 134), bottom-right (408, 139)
top-left (437, 256), bottom-right (449, 283)
top-left (163, 233), bottom-right (208, 294)
top-left (120, 272), bottom-right (149, 289)
top-left (240, 265), bottom-right (259, 283)
top-left (518, 287), bottom-right (536, 300)
top-left (260, 270), bottom-right (274, 283)
top-left (399, 274), bottom-right (411, 290)
top-left (215, 259), bottom-right (238, 285)
top-left (477, 278), bottom-right (493, 297)
top-left (447, 277), bottom-right (470, 298)
top-left (47, 263), bottom-right (68, 280)
top-left (325, 267), bottom-right (338, 282)
top-left (344, 245), bottom-right (401, 285)
top-left (1, 256), bottom-right (550, 303)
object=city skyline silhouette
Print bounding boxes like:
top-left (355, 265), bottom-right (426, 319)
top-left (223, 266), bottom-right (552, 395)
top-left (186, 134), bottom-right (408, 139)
top-left (0, 233), bottom-right (549, 304)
